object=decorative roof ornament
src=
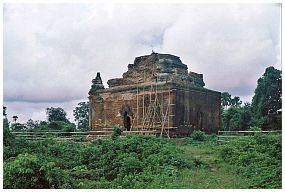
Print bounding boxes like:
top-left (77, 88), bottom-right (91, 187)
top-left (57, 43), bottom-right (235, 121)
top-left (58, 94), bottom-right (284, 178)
top-left (89, 72), bottom-right (104, 95)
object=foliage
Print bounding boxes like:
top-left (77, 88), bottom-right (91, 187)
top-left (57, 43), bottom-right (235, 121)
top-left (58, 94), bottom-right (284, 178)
top-left (111, 124), bottom-right (122, 140)
top-left (27, 121), bottom-right (49, 131)
top-left (222, 104), bottom-right (252, 131)
top-left (5, 133), bottom-right (280, 189)
top-left (221, 92), bottom-right (231, 109)
top-left (3, 118), bottom-right (14, 146)
top-left (3, 106), bottom-right (7, 117)
top-left (48, 121), bottom-right (76, 132)
top-left (26, 119), bottom-right (36, 130)
top-left (3, 106), bottom-right (15, 146)
top-left (46, 107), bottom-right (69, 122)
top-left (22, 118), bottom-right (76, 132)
top-left (248, 126), bottom-right (262, 131)
top-left (11, 122), bottom-right (27, 131)
top-left (12, 115), bottom-right (19, 122)
top-left (73, 101), bottom-right (89, 131)
top-left (221, 66), bottom-right (282, 131)
top-left (220, 133), bottom-right (281, 188)
top-left (4, 153), bottom-right (70, 188)
top-left (191, 130), bottom-right (206, 141)
top-left (230, 96), bottom-right (242, 108)
top-left (221, 93), bottom-right (250, 131)
top-left (251, 66), bottom-right (281, 130)
top-left (175, 139), bottom-right (251, 188)
top-left (221, 92), bottom-right (242, 110)
top-left (4, 135), bottom-right (188, 189)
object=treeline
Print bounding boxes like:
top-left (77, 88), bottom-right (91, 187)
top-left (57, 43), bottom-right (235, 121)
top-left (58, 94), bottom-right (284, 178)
top-left (3, 102), bottom-right (89, 132)
top-left (221, 66), bottom-right (281, 131)
top-left (3, 102), bottom-right (89, 146)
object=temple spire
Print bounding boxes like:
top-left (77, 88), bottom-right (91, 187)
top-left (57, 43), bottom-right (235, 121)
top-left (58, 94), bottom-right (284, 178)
top-left (92, 72), bottom-right (103, 86)
top-left (88, 72), bottom-right (104, 95)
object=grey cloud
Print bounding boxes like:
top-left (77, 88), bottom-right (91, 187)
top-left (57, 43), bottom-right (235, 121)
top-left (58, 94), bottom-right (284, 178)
top-left (3, 4), bottom-right (281, 122)
top-left (161, 4), bottom-right (280, 101)
top-left (4, 100), bottom-right (84, 124)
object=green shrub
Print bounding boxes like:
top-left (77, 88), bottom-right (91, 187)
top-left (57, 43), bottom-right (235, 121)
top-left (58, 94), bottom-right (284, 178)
top-left (249, 126), bottom-right (262, 131)
top-left (219, 133), bottom-right (281, 188)
top-left (4, 153), bottom-right (70, 188)
top-left (4, 134), bottom-right (188, 189)
top-left (111, 124), bottom-right (122, 140)
top-left (191, 130), bottom-right (206, 141)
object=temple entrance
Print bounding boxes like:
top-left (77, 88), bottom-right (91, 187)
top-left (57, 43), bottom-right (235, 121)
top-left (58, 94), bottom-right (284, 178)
top-left (123, 112), bottom-right (131, 131)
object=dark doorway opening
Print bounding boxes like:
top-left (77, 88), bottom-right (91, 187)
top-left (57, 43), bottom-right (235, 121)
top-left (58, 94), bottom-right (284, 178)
top-left (123, 112), bottom-right (131, 131)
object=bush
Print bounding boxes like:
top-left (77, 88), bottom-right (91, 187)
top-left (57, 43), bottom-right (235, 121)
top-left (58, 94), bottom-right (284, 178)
top-left (191, 130), bottom-right (206, 141)
top-left (249, 126), bottom-right (262, 131)
top-left (111, 124), bottom-right (122, 140)
top-left (219, 133), bottom-right (281, 188)
top-left (4, 153), bottom-right (70, 188)
top-left (4, 135), bottom-right (188, 189)
top-left (48, 121), bottom-right (76, 132)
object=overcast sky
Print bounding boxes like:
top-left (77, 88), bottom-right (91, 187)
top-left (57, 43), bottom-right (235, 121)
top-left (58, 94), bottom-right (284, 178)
top-left (3, 3), bottom-right (281, 123)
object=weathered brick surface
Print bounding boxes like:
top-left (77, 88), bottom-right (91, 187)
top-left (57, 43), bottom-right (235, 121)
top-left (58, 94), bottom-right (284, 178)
top-left (89, 53), bottom-right (221, 136)
top-left (174, 89), bottom-right (221, 136)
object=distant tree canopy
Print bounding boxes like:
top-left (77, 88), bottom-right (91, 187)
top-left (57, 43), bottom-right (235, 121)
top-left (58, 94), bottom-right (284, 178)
top-left (231, 96), bottom-right (242, 108)
top-left (12, 116), bottom-right (18, 123)
top-left (252, 66), bottom-right (282, 116)
top-left (221, 92), bottom-right (232, 109)
top-left (73, 101), bottom-right (89, 131)
top-left (3, 106), bottom-right (7, 117)
top-left (221, 66), bottom-right (281, 131)
top-left (221, 92), bottom-right (242, 109)
top-left (45, 107), bottom-right (76, 132)
top-left (3, 106), bottom-right (15, 146)
top-left (251, 66), bottom-right (282, 129)
top-left (222, 102), bottom-right (252, 131)
top-left (46, 107), bottom-right (69, 122)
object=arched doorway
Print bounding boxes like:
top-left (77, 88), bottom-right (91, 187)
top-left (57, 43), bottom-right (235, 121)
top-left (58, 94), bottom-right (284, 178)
top-left (123, 111), bottom-right (131, 131)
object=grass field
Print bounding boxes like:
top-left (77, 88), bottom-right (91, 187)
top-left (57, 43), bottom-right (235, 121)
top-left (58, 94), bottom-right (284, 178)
top-left (172, 137), bottom-right (251, 188)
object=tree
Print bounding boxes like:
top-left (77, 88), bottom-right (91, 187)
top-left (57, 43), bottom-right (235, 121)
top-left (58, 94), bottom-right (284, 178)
top-left (239, 103), bottom-right (252, 130)
top-left (26, 119), bottom-right (36, 131)
top-left (25, 120), bottom-right (50, 131)
top-left (231, 96), bottom-right (242, 108)
top-left (12, 116), bottom-right (18, 123)
top-left (46, 107), bottom-right (68, 122)
top-left (11, 123), bottom-right (27, 132)
top-left (3, 106), bottom-right (7, 117)
top-left (3, 118), bottom-right (14, 146)
top-left (3, 106), bottom-right (14, 146)
top-left (221, 92), bottom-right (232, 109)
top-left (73, 102), bottom-right (89, 131)
top-left (252, 66), bottom-right (282, 129)
top-left (221, 102), bottom-right (252, 131)
top-left (48, 121), bottom-right (76, 132)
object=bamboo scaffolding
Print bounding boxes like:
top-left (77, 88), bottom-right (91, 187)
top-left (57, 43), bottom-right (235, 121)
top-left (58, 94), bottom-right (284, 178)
top-left (131, 70), bottom-right (176, 138)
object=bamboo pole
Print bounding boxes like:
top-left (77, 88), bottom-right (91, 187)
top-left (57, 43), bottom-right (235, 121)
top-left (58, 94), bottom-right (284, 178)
top-left (137, 80), bottom-right (139, 129)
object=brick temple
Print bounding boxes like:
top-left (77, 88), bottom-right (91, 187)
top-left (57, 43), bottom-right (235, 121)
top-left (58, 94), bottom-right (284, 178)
top-left (88, 52), bottom-right (221, 137)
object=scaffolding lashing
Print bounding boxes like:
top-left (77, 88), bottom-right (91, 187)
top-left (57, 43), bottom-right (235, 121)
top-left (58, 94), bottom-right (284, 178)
top-left (139, 83), bottom-right (171, 138)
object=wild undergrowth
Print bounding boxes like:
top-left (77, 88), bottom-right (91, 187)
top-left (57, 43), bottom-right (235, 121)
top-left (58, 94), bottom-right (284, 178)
top-left (219, 133), bottom-right (282, 188)
top-left (4, 132), bottom-right (281, 189)
top-left (4, 135), bottom-right (187, 189)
